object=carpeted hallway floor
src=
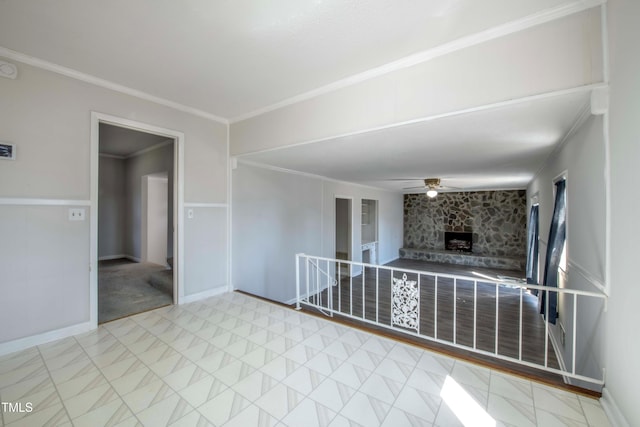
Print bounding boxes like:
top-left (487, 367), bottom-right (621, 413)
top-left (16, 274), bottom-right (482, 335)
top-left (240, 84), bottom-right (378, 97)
top-left (98, 258), bottom-right (173, 324)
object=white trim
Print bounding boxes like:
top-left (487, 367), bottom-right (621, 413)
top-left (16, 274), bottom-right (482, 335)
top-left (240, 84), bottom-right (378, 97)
top-left (183, 202), bottom-right (228, 208)
top-left (91, 112), bottom-right (185, 323)
top-left (235, 84), bottom-right (604, 158)
top-left (601, 388), bottom-right (631, 427)
top-left (567, 260), bottom-right (607, 294)
top-left (229, 0), bottom-right (605, 123)
top-left (0, 46), bottom-right (228, 125)
top-left (0, 198), bottom-right (90, 206)
top-left (0, 321), bottom-right (94, 357)
top-left (180, 286), bottom-right (230, 304)
top-left (236, 158), bottom-right (395, 193)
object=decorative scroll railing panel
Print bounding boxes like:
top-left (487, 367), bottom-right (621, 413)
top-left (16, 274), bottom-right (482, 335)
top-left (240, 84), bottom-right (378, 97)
top-left (295, 253), bottom-right (607, 386)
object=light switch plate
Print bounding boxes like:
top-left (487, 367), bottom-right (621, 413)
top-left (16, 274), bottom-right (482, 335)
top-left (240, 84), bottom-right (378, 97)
top-left (69, 208), bottom-right (86, 221)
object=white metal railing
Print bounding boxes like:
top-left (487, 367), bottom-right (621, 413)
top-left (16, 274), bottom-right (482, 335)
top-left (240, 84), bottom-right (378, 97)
top-left (295, 253), bottom-right (608, 386)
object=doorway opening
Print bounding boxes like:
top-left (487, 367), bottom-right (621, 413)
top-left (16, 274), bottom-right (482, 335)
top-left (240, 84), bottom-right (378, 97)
top-left (335, 197), bottom-right (352, 278)
top-left (92, 115), bottom-right (183, 325)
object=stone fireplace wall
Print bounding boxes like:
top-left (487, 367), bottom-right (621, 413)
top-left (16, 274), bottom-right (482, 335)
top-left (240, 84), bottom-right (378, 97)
top-left (403, 190), bottom-right (527, 258)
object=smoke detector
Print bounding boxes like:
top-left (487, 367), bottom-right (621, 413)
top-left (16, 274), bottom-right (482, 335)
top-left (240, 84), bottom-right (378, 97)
top-left (0, 60), bottom-right (18, 79)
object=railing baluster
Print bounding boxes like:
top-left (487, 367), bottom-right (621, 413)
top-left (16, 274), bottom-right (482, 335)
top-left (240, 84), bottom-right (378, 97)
top-left (417, 274), bottom-right (421, 335)
top-left (573, 293), bottom-right (578, 375)
top-left (295, 254), bottom-right (301, 310)
top-left (495, 285), bottom-right (499, 355)
top-left (473, 280), bottom-right (477, 350)
top-left (338, 261), bottom-right (342, 313)
top-left (327, 259), bottom-right (332, 312)
top-left (453, 278), bottom-right (457, 345)
top-left (317, 260), bottom-right (321, 307)
top-left (305, 257), bottom-right (311, 308)
top-left (519, 287), bottom-right (523, 361)
top-left (362, 266), bottom-right (366, 320)
top-left (434, 276), bottom-right (438, 340)
top-left (349, 263), bottom-right (353, 316)
top-left (545, 289), bottom-right (549, 368)
top-left (376, 267), bottom-right (379, 324)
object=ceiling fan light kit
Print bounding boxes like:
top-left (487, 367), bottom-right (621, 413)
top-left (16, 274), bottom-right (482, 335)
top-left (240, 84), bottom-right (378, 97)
top-left (426, 189), bottom-right (438, 198)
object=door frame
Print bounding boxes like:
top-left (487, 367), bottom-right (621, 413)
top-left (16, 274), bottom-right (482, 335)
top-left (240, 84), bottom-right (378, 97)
top-left (90, 112), bottom-right (185, 326)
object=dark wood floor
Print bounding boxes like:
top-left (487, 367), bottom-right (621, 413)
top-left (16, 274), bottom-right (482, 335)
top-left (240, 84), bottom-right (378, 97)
top-left (306, 258), bottom-right (560, 372)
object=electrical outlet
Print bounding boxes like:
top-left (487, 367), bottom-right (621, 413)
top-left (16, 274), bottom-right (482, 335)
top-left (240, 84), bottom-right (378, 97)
top-left (187, 209), bottom-right (194, 219)
top-left (69, 208), bottom-right (86, 221)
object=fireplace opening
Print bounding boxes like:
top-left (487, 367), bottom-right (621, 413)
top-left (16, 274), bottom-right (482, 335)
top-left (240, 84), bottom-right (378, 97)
top-left (445, 232), bottom-right (472, 253)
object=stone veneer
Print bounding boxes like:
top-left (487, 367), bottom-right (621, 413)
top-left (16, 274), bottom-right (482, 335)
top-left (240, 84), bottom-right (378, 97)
top-left (402, 190), bottom-right (527, 271)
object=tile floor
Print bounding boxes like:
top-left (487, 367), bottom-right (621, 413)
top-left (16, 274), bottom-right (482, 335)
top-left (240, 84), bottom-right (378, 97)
top-left (0, 292), bottom-right (611, 427)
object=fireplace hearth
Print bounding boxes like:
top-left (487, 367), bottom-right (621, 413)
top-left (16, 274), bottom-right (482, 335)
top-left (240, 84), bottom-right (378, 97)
top-left (445, 231), bottom-right (472, 253)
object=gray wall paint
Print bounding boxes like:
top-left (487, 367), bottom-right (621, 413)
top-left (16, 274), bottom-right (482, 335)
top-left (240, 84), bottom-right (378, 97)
top-left (98, 156), bottom-right (127, 257)
top-left (527, 115), bottom-right (606, 390)
top-left (0, 60), bottom-right (227, 345)
top-left (605, 0), bottom-right (640, 424)
top-left (232, 162), bottom-right (403, 303)
top-left (232, 164), bottom-right (323, 303)
top-left (0, 205), bottom-right (90, 342)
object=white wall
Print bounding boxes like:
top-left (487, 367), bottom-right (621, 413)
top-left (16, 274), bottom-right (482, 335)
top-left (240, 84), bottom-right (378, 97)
top-left (603, 0), bottom-right (640, 424)
top-left (528, 115), bottom-right (607, 390)
top-left (0, 59), bottom-right (228, 349)
top-left (232, 162), bottom-right (403, 303)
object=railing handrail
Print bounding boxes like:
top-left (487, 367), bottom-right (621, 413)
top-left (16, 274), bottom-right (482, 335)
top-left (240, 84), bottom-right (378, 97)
top-left (296, 253), bottom-right (607, 300)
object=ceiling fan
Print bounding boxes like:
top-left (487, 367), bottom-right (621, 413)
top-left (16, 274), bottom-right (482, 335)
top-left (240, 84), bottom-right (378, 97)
top-left (402, 178), bottom-right (459, 198)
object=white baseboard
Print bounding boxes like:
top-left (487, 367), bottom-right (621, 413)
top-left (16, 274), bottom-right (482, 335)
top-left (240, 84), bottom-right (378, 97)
top-left (601, 387), bottom-right (631, 427)
top-left (98, 254), bottom-right (141, 262)
top-left (0, 321), bottom-right (95, 357)
top-left (179, 285), bottom-right (230, 304)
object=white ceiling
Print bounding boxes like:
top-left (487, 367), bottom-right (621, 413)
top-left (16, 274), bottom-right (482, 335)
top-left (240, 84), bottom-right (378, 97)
top-left (0, 1), bottom-right (600, 192)
top-left (239, 91), bottom-right (591, 192)
top-left (0, 0), bottom-right (586, 120)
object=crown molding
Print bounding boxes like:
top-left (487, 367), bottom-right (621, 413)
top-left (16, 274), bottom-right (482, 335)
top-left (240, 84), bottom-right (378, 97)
top-left (230, 0), bottom-right (605, 123)
top-left (0, 46), bottom-right (228, 125)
